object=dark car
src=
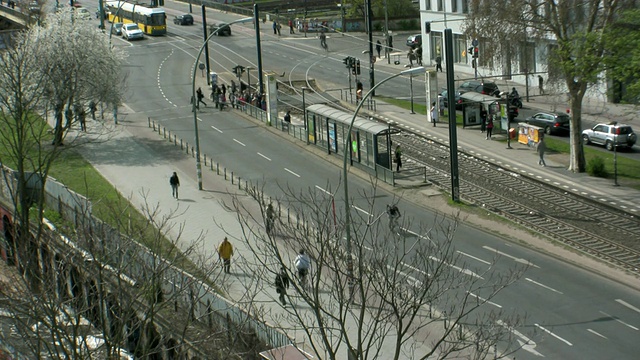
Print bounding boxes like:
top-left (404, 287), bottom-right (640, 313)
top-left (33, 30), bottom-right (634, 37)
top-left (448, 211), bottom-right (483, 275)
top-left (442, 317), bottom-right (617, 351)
top-left (525, 112), bottom-right (571, 135)
top-left (111, 22), bottom-right (124, 36)
top-left (440, 89), bottom-right (462, 110)
top-left (174, 14), bottom-right (194, 25)
top-left (456, 80), bottom-right (501, 97)
top-left (209, 23), bottom-right (231, 36)
top-left (406, 34), bottom-right (421, 49)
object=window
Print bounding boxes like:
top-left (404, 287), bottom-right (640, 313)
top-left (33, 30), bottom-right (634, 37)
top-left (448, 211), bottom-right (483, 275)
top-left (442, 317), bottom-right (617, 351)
top-left (454, 34), bottom-right (466, 63)
top-left (430, 32), bottom-right (443, 60)
top-left (437, 0), bottom-right (444, 11)
top-left (519, 42), bottom-right (536, 73)
top-left (451, 0), bottom-right (457, 12)
top-left (425, 0), bottom-right (431, 10)
top-left (462, 0), bottom-right (469, 13)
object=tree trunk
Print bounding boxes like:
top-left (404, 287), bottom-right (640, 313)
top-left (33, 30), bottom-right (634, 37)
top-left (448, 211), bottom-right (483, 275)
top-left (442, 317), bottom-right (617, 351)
top-left (53, 103), bottom-right (64, 146)
top-left (567, 86), bottom-right (587, 173)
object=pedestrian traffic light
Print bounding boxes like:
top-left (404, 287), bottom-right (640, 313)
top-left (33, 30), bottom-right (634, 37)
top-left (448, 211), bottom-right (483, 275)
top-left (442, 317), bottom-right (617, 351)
top-left (467, 47), bottom-right (473, 57)
top-left (356, 60), bottom-right (361, 75)
top-left (473, 47), bottom-right (479, 58)
top-left (343, 57), bottom-right (350, 67)
top-left (233, 65), bottom-right (245, 76)
top-left (425, 21), bottom-right (431, 34)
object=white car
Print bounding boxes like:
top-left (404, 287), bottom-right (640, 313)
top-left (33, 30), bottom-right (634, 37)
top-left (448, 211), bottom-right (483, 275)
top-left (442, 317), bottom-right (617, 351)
top-left (122, 23), bottom-right (144, 40)
top-left (74, 7), bottom-right (92, 20)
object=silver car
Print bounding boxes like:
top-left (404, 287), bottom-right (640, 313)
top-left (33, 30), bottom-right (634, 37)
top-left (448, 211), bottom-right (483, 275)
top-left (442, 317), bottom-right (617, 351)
top-left (582, 122), bottom-right (636, 151)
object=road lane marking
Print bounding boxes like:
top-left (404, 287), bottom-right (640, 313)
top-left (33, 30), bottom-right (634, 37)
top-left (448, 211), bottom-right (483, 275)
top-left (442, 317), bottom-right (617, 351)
top-left (535, 324), bottom-right (573, 346)
top-left (482, 246), bottom-right (540, 268)
top-left (525, 278), bottom-right (563, 294)
top-left (496, 320), bottom-right (543, 357)
top-left (457, 251), bottom-right (491, 265)
top-left (284, 168), bottom-right (300, 177)
top-left (211, 125), bottom-right (222, 133)
top-left (315, 185), bottom-right (331, 195)
top-left (429, 255), bottom-right (483, 279)
top-left (616, 299), bottom-right (640, 314)
top-left (587, 329), bottom-right (607, 339)
top-left (467, 291), bottom-right (502, 308)
top-left (600, 311), bottom-right (639, 330)
top-left (352, 206), bottom-right (370, 215)
top-left (257, 152), bottom-right (271, 161)
top-left (233, 139), bottom-right (246, 146)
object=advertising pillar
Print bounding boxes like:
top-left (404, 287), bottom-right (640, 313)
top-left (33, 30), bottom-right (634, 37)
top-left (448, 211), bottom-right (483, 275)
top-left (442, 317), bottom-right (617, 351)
top-left (265, 72), bottom-right (278, 126)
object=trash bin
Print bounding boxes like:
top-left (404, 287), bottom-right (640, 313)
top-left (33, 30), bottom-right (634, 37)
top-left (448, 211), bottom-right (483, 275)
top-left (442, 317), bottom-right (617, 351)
top-left (509, 128), bottom-right (516, 139)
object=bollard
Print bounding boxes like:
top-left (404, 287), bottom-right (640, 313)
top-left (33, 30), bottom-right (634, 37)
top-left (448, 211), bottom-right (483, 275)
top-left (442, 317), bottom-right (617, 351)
top-left (216, 163), bottom-right (220, 175)
top-left (210, 161), bottom-right (213, 171)
top-left (203, 154), bottom-right (207, 166)
top-left (163, 128), bottom-right (166, 138)
top-left (231, 172), bottom-right (234, 184)
top-left (174, 134), bottom-right (177, 145)
top-left (148, 117), bottom-right (151, 127)
top-left (238, 177), bottom-right (242, 189)
top-left (224, 168), bottom-right (227, 180)
top-left (191, 146), bottom-right (194, 157)
top-left (158, 125), bottom-right (161, 135)
top-left (180, 139), bottom-right (183, 149)
top-left (152, 121), bottom-right (156, 131)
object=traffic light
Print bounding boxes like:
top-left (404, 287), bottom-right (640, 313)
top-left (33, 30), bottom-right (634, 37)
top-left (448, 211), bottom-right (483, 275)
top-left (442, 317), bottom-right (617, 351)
top-left (425, 21), bottom-right (431, 34)
top-left (343, 57), bottom-right (350, 68)
top-left (473, 47), bottom-right (479, 58)
top-left (356, 60), bottom-right (361, 75)
top-left (233, 65), bottom-right (245, 77)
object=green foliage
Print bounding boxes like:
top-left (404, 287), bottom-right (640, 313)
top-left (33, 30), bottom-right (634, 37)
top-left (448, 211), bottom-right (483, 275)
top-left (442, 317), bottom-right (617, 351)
top-left (396, 19), bottom-right (419, 31)
top-left (604, 9), bottom-right (640, 103)
top-left (586, 156), bottom-right (608, 178)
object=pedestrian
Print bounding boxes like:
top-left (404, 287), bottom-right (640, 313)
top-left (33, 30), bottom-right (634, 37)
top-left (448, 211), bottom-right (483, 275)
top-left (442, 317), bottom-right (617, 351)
top-left (283, 110), bottom-right (291, 130)
top-left (537, 137), bottom-right (547, 167)
top-left (273, 20), bottom-right (277, 34)
top-left (486, 117), bottom-right (494, 140)
top-left (169, 172), bottom-right (180, 199)
top-left (376, 40), bottom-right (382, 59)
top-left (416, 46), bottom-right (423, 66)
top-left (480, 108), bottom-right (487, 133)
top-left (266, 203), bottom-right (275, 234)
top-left (88, 101), bottom-right (97, 121)
top-left (221, 84), bottom-right (226, 96)
top-left (407, 48), bottom-right (414, 66)
top-left (430, 102), bottom-right (438, 127)
top-left (435, 56), bottom-right (443, 72)
top-left (78, 107), bottom-right (86, 132)
top-left (218, 92), bottom-right (226, 111)
top-left (196, 87), bottom-right (207, 108)
top-left (230, 80), bottom-right (237, 95)
top-left (218, 237), bottom-right (234, 274)
top-left (538, 75), bottom-right (544, 95)
top-left (277, 22), bottom-right (282, 36)
top-left (394, 145), bottom-right (402, 172)
top-left (288, 19), bottom-right (294, 34)
top-left (275, 267), bottom-right (290, 306)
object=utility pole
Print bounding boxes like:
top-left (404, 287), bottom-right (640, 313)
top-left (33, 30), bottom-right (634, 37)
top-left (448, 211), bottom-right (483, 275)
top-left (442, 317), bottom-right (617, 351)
top-left (384, 0), bottom-right (389, 63)
top-left (365, 0), bottom-right (375, 96)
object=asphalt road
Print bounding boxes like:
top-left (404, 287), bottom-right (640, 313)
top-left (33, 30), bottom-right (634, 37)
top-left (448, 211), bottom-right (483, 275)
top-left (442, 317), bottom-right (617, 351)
top-left (85, 2), bottom-right (640, 358)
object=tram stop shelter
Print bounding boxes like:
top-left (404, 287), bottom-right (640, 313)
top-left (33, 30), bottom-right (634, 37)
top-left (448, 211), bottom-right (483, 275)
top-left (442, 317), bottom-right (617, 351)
top-left (305, 104), bottom-right (399, 183)
top-left (460, 92), bottom-right (502, 129)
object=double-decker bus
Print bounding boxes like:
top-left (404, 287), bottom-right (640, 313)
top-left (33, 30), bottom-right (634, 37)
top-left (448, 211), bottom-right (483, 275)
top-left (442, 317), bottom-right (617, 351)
top-left (105, 1), bottom-right (166, 36)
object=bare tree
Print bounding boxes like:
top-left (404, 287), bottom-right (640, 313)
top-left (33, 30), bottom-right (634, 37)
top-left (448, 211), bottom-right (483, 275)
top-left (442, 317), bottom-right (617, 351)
top-left (0, 8), bottom-right (125, 276)
top-left (465, 0), bottom-right (637, 173)
top-left (0, 190), bottom-right (262, 359)
top-left (230, 183), bottom-right (527, 360)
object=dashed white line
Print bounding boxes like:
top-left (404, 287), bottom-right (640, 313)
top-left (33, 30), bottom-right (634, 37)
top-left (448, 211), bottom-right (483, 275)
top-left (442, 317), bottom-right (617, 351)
top-left (600, 311), bottom-right (639, 330)
top-left (284, 168), bottom-right (300, 177)
top-left (211, 125), bottom-right (222, 133)
top-left (315, 185), bottom-right (331, 195)
top-left (482, 246), bottom-right (540, 268)
top-left (467, 291), bottom-right (502, 308)
top-left (525, 278), bottom-right (563, 294)
top-left (616, 299), bottom-right (640, 314)
top-left (587, 329), bottom-right (607, 339)
top-left (535, 324), bottom-right (573, 346)
top-left (257, 152), bottom-right (271, 161)
top-left (352, 206), bottom-right (370, 215)
top-left (233, 139), bottom-right (246, 146)
top-left (457, 251), bottom-right (491, 265)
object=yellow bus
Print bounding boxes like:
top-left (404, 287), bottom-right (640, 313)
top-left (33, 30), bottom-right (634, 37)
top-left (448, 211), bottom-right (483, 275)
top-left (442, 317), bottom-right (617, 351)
top-left (105, 1), bottom-right (166, 36)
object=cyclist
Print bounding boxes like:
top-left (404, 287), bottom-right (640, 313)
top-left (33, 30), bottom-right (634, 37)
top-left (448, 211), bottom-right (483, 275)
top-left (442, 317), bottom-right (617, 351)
top-left (294, 249), bottom-right (311, 286)
top-left (386, 204), bottom-right (401, 231)
top-left (319, 30), bottom-right (327, 51)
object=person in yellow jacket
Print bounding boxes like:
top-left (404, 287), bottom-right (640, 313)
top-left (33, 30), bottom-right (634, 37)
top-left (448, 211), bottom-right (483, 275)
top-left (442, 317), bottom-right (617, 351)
top-left (218, 237), bottom-right (234, 274)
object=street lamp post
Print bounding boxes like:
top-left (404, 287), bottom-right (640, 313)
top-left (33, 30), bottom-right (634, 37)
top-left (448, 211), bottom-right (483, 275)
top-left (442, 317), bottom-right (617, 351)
top-left (192, 17), bottom-right (254, 190)
top-left (342, 66), bottom-right (425, 301)
top-left (302, 86), bottom-right (308, 144)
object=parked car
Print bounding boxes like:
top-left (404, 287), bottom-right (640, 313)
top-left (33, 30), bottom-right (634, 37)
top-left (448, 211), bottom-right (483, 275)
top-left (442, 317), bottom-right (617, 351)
top-left (111, 22), bottom-right (124, 36)
top-left (456, 80), bottom-right (501, 97)
top-left (209, 23), bottom-right (231, 36)
top-left (582, 123), bottom-right (636, 151)
top-left (406, 34), bottom-right (422, 49)
top-left (440, 89), bottom-right (462, 110)
top-left (525, 112), bottom-right (571, 135)
top-left (122, 23), bottom-right (144, 40)
top-left (173, 14), bottom-right (194, 25)
top-left (74, 7), bottom-right (92, 20)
